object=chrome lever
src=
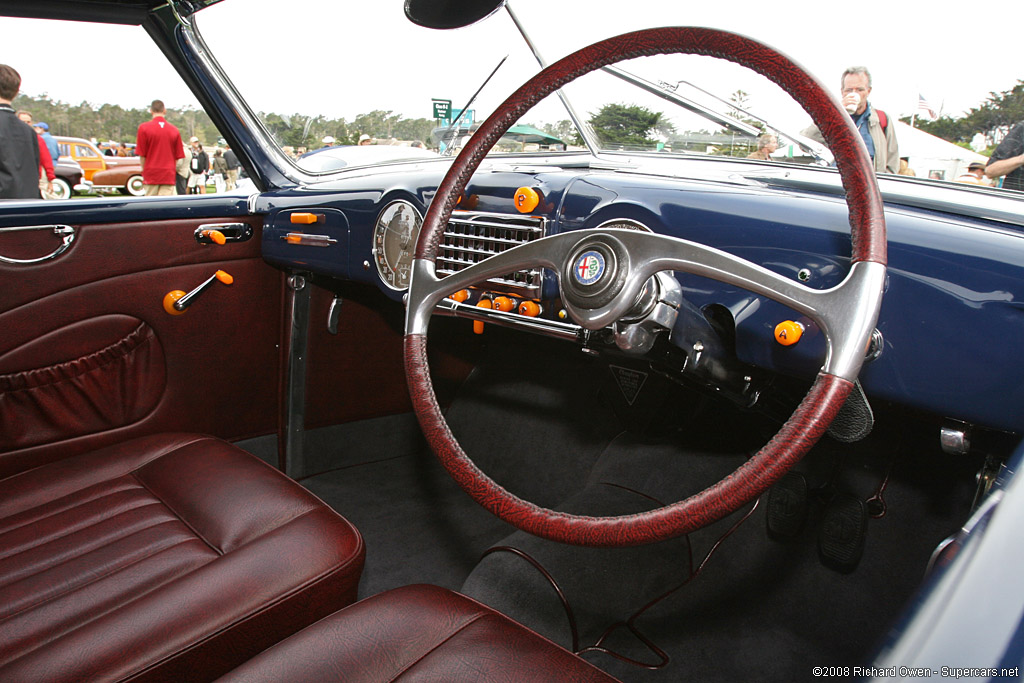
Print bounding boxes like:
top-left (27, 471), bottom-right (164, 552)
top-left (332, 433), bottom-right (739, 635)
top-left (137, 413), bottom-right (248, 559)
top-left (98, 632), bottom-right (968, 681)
top-left (0, 225), bottom-right (75, 265)
top-left (195, 223), bottom-right (253, 245)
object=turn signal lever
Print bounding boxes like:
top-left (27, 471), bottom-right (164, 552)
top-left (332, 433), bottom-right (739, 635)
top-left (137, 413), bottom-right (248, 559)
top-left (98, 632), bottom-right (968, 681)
top-left (163, 270), bottom-right (234, 315)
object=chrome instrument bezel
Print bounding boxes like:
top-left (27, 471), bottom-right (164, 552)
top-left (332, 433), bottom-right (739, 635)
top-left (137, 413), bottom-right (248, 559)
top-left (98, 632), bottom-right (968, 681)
top-left (372, 200), bottom-right (424, 291)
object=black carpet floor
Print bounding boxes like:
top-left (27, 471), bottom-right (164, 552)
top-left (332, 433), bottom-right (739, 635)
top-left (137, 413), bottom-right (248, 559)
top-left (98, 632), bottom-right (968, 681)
top-left (295, 333), bottom-right (979, 682)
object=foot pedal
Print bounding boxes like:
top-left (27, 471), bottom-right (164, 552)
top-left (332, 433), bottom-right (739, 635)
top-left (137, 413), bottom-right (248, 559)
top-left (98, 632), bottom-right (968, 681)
top-left (818, 493), bottom-right (868, 572)
top-left (766, 472), bottom-right (808, 539)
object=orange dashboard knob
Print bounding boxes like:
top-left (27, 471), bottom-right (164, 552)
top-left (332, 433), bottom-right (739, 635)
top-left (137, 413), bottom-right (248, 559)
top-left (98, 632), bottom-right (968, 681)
top-left (514, 187), bottom-right (540, 213)
top-left (450, 289), bottom-right (470, 303)
top-left (491, 296), bottom-right (515, 312)
top-left (215, 270), bottom-right (234, 285)
top-left (163, 290), bottom-right (187, 316)
top-left (473, 298), bottom-right (493, 334)
top-left (774, 320), bottom-right (804, 346)
top-left (518, 300), bottom-right (541, 317)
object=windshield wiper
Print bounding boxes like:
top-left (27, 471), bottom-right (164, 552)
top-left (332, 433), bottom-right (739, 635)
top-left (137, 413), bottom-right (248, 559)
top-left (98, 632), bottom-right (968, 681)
top-left (647, 76), bottom-right (831, 164)
top-left (438, 55), bottom-right (509, 156)
top-left (600, 67), bottom-right (830, 163)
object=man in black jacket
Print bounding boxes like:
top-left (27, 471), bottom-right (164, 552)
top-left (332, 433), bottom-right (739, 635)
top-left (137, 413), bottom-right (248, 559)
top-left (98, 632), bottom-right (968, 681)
top-left (222, 140), bottom-right (240, 191)
top-left (0, 64), bottom-right (40, 200)
top-left (985, 122), bottom-right (1024, 192)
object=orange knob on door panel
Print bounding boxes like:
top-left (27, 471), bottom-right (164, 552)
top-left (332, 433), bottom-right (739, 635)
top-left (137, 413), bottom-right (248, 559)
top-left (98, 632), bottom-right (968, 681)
top-left (164, 270), bottom-right (234, 315)
top-left (774, 320), bottom-right (804, 346)
top-left (518, 300), bottom-right (541, 317)
top-left (202, 229), bottom-right (227, 245)
top-left (514, 187), bottom-right (540, 213)
top-left (491, 296), bottom-right (515, 312)
top-left (473, 298), bottom-right (493, 334)
top-left (290, 212), bottom-right (319, 224)
top-left (163, 290), bottom-right (188, 316)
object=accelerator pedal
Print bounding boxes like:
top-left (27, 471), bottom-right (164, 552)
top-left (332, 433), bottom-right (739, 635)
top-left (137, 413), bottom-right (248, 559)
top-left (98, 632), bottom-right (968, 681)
top-left (818, 492), bottom-right (868, 572)
top-left (766, 471), bottom-right (809, 539)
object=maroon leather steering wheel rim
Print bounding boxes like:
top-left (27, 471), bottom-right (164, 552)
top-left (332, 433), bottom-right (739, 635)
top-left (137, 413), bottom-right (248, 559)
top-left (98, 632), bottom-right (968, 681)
top-left (405, 27), bottom-right (886, 547)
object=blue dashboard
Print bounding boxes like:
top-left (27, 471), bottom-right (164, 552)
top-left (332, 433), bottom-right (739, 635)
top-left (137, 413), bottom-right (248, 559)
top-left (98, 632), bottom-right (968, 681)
top-left (259, 160), bottom-right (1024, 433)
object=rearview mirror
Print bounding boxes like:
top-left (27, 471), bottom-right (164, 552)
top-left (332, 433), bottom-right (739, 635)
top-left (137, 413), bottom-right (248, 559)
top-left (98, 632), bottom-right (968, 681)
top-left (404, 0), bottom-right (505, 29)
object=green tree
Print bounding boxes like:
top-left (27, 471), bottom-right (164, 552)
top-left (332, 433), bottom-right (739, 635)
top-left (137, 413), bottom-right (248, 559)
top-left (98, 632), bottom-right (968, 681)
top-left (538, 120), bottom-right (583, 147)
top-left (588, 103), bottom-right (668, 149)
top-left (903, 80), bottom-right (1024, 148)
top-left (727, 89), bottom-right (764, 132)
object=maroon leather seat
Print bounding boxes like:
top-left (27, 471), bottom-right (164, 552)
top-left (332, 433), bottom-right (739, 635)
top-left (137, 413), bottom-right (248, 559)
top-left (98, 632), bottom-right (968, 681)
top-left (217, 584), bottom-right (620, 682)
top-left (0, 433), bottom-right (364, 682)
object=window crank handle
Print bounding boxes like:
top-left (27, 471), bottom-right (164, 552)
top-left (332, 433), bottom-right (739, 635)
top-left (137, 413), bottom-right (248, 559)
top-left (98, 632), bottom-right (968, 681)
top-left (163, 270), bottom-right (234, 315)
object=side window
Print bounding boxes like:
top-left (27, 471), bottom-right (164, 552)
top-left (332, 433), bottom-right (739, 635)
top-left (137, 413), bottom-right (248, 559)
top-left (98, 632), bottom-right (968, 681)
top-left (4, 15), bottom-right (230, 201)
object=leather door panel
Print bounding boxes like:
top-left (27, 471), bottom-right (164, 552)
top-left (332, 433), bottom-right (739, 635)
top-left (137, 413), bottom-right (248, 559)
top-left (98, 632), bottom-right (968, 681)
top-left (0, 214), bottom-right (282, 478)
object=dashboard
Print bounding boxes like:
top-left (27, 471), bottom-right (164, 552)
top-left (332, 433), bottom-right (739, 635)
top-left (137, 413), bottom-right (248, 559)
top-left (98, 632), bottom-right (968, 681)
top-left (259, 159), bottom-right (1024, 434)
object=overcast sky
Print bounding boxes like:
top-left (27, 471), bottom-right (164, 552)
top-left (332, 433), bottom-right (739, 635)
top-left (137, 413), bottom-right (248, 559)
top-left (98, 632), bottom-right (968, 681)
top-left (2, 1), bottom-right (1020, 133)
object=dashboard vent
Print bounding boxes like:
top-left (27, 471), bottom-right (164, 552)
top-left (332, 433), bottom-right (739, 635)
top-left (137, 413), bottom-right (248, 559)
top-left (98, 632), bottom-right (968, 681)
top-left (438, 211), bottom-right (546, 296)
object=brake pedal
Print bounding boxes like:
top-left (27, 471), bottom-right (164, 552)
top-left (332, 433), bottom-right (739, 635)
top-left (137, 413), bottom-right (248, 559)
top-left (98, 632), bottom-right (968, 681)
top-left (766, 471), bottom-right (808, 539)
top-left (818, 492), bottom-right (868, 572)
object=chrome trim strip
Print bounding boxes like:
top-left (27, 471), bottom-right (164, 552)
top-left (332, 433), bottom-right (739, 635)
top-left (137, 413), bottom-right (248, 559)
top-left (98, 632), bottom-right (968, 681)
top-left (282, 274), bottom-right (310, 476)
top-left (602, 65), bottom-right (762, 138)
top-left (434, 298), bottom-right (583, 342)
top-left (280, 233), bottom-right (338, 248)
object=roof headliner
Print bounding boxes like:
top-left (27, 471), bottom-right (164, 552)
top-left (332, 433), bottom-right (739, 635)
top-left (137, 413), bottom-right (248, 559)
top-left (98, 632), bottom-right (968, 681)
top-left (0, 0), bottom-right (220, 24)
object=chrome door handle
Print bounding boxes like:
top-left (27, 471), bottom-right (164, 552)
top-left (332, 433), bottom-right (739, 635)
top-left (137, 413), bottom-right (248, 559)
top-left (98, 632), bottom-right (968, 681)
top-left (194, 223), bottom-right (254, 245)
top-left (0, 225), bottom-right (75, 265)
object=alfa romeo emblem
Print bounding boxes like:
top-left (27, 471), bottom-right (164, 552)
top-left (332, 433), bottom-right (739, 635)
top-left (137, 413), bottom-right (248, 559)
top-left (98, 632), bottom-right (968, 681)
top-left (574, 250), bottom-right (605, 285)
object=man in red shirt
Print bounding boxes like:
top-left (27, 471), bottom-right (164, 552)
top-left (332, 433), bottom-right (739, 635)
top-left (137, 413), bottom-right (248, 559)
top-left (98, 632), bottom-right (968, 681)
top-left (135, 99), bottom-right (184, 196)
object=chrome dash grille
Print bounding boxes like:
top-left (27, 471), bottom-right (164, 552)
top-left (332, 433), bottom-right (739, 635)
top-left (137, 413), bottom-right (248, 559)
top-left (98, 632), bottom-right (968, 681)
top-left (438, 211), bottom-right (546, 296)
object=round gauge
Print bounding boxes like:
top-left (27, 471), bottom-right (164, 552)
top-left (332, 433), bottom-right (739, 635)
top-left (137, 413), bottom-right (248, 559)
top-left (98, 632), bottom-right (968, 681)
top-left (372, 200), bottom-right (423, 291)
top-left (595, 218), bottom-right (652, 232)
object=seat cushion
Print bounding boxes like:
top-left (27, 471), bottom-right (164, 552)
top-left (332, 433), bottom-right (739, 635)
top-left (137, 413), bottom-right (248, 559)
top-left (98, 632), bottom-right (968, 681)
top-left (0, 433), bottom-right (364, 682)
top-left (217, 584), bottom-right (620, 682)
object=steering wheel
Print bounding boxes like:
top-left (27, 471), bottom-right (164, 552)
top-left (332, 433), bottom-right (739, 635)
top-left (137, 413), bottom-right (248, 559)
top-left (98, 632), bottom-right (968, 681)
top-left (404, 27), bottom-right (886, 547)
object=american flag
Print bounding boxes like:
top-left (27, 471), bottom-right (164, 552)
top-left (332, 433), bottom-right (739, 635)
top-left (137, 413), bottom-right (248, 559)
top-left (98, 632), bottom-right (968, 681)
top-left (918, 94), bottom-right (938, 119)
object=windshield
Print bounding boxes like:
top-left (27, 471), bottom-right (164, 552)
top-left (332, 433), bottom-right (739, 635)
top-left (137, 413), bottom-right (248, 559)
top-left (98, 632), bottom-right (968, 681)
top-left (196, 0), bottom-right (1022, 190)
top-left (195, 0), bottom-right (1023, 189)
top-left (3, 1), bottom-right (1015, 194)
top-left (198, 2), bottom-right (824, 168)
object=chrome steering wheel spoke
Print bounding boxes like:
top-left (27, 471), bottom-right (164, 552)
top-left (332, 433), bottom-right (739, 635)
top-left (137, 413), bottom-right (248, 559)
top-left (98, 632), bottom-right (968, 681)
top-left (406, 227), bottom-right (883, 382)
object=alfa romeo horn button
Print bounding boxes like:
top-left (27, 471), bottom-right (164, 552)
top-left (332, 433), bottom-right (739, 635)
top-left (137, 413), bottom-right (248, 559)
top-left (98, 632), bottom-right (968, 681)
top-left (574, 250), bottom-right (605, 286)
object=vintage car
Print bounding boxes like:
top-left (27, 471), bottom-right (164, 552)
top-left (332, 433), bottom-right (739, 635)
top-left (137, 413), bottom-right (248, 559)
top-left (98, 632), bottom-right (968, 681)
top-left (297, 143), bottom-right (440, 172)
top-left (1, 1), bottom-right (1023, 681)
top-left (52, 156), bottom-right (92, 199)
top-left (55, 135), bottom-right (146, 196)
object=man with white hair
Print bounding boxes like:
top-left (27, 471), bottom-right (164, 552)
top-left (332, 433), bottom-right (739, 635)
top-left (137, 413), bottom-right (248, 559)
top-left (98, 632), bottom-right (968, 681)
top-left (801, 66), bottom-right (899, 174)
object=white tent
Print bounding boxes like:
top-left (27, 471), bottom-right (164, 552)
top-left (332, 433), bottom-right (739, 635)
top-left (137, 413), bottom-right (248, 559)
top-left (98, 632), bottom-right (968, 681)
top-left (893, 121), bottom-right (988, 181)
